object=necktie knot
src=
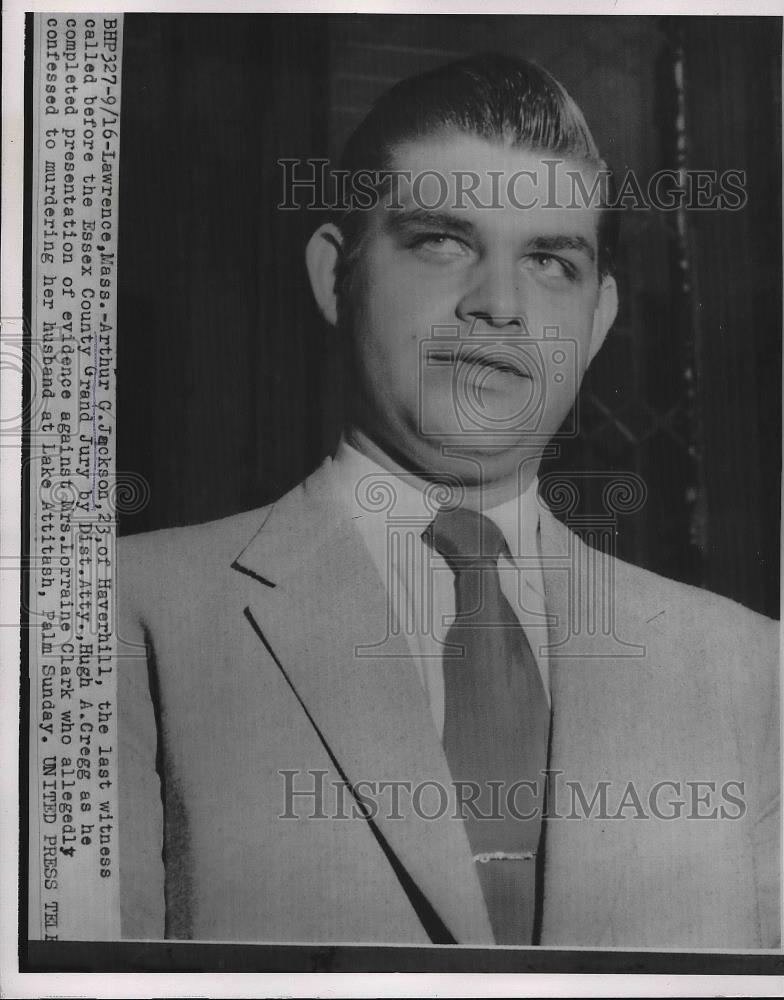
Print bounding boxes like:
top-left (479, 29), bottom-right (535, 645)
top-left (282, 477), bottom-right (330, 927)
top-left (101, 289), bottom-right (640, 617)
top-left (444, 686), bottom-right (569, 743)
top-left (423, 506), bottom-right (507, 570)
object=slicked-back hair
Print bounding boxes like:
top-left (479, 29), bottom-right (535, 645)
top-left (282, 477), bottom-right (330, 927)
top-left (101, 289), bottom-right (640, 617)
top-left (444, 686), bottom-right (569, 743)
top-left (333, 53), bottom-right (619, 310)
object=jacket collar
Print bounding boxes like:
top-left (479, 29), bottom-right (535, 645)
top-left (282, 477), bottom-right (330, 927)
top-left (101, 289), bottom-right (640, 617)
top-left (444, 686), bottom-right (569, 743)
top-left (232, 458), bottom-right (345, 587)
top-left (233, 455), bottom-right (556, 586)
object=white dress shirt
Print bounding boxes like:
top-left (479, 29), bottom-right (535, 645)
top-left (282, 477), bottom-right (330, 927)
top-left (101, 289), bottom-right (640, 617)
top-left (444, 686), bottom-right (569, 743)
top-left (330, 438), bottom-right (551, 740)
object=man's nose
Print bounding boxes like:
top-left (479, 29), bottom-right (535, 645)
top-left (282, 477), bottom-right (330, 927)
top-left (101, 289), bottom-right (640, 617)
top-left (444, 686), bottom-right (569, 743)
top-left (456, 258), bottom-right (525, 330)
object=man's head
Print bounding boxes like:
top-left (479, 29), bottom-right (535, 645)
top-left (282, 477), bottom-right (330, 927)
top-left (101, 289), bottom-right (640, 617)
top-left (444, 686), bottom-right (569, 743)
top-left (306, 53), bottom-right (619, 494)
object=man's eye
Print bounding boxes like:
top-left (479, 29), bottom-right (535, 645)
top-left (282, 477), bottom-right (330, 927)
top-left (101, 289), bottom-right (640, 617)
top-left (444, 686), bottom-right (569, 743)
top-left (410, 233), bottom-right (469, 257)
top-left (523, 253), bottom-right (574, 280)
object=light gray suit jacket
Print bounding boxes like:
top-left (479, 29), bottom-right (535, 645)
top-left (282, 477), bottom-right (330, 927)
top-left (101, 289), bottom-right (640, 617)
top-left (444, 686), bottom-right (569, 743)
top-left (117, 459), bottom-right (780, 947)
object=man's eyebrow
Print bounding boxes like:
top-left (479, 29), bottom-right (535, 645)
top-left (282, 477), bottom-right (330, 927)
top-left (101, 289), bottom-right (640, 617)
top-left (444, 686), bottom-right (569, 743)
top-left (529, 235), bottom-right (596, 263)
top-left (383, 211), bottom-right (597, 263)
top-left (384, 207), bottom-right (477, 239)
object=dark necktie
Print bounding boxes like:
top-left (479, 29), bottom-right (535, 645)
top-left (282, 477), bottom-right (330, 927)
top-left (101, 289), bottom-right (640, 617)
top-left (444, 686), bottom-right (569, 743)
top-left (423, 506), bottom-right (550, 944)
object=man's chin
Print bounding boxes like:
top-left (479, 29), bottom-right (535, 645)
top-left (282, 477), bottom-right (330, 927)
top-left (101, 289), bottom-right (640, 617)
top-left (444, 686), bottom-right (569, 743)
top-left (418, 386), bottom-right (544, 440)
top-left (408, 429), bottom-right (545, 484)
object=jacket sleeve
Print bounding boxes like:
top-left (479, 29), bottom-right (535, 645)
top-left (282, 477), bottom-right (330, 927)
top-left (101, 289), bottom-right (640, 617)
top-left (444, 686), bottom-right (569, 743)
top-left (749, 617), bottom-right (781, 947)
top-left (116, 535), bottom-right (166, 939)
top-left (729, 609), bottom-right (781, 947)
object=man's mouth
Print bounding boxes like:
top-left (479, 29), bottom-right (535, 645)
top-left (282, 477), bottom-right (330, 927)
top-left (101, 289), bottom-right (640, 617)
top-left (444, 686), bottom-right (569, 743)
top-left (428, 346), bottom-right (532, 380)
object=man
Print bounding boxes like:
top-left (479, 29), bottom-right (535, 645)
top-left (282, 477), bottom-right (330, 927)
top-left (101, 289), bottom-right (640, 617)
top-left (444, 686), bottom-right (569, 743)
top-left (117, 55), bottom-right (779, 948)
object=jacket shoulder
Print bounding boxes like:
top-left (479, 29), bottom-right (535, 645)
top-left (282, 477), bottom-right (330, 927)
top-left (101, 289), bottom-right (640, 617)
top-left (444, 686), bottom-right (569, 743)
top-left (603, 539), bottom-right (779, 757)
top-left (543, 507), bottom-right (777, 640)
top-left (117, 505), bottom-right (272, 620)
top-left (609, 544), bottom-right (777, 646)
top-left (119, 505), bottom-right (272, 561)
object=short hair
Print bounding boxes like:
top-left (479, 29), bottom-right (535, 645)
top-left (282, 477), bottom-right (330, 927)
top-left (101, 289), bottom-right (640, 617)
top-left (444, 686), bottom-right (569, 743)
top-left (334, 52), bottom-right (619, 308)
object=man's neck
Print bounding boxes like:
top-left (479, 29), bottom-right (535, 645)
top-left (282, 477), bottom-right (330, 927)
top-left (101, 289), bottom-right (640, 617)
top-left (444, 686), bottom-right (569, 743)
top-left (343, 426), bottom-right (540, 510)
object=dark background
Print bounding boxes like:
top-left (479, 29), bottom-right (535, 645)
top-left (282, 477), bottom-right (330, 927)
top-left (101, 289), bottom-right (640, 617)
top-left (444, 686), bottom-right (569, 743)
top-left (117, 13), bottom-right (781, 618)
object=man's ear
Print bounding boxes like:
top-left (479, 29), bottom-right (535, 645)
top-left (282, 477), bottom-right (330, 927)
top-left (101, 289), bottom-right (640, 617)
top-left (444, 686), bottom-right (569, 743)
top-left (587, 273), bottom-right (618, 364)
top-left (306, 222), bottom-right (344, 328)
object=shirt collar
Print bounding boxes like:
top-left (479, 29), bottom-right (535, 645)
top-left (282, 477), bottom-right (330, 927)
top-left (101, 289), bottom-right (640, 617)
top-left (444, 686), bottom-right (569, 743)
top-left (330, 435), bottom-right (541, 560)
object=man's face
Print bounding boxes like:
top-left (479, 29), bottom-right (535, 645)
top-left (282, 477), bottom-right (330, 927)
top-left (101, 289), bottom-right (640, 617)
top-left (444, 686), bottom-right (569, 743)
top-left (337, 132), bottom-right (617, 488)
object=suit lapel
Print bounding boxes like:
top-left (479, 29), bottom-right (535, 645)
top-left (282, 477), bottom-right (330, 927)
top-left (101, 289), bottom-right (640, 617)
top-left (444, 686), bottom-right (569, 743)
top-left (233, 460), bottom-right (494, 945)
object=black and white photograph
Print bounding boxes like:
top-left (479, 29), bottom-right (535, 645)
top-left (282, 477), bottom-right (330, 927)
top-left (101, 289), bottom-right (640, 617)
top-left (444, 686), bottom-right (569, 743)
top-left (5, 0), bottom-right (783, 992)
